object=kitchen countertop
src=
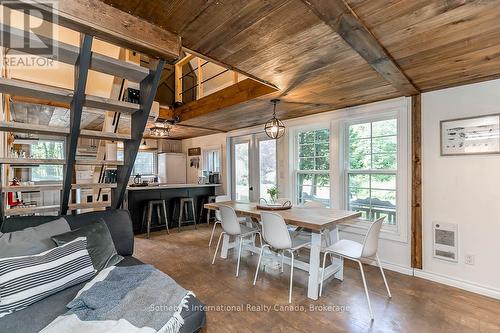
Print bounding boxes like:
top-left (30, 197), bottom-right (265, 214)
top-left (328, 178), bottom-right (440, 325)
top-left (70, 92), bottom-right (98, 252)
top-left (127, 183), bottom-right (222, 191)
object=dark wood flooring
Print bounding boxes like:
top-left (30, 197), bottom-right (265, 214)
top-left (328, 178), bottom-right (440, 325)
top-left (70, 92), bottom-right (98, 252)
top-left (134, 225), bottom-right (500, 333)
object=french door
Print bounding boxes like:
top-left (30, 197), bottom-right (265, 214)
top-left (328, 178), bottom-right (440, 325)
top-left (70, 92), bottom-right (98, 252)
top-left (230, 133), bottom-right (277, 202)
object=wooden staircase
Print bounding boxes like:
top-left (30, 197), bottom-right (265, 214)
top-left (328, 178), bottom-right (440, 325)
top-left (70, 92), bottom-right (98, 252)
top-left (0, 25), bottom-right (165, 217)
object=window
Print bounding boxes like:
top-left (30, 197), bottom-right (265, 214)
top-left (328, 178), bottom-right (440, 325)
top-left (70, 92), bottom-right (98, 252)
top-left (117, 150), bottom-right (157, 176)
top-left (346, 119), bottom-right (397, 225)
top-left (203, 149), bottom-right (220, 173)
top-left (295, 128), bottom-right (330, 206)
top-left (30, 141), bottom-right (64, 182)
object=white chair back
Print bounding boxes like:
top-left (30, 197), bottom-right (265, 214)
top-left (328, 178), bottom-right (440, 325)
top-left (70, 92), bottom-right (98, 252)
top-left (215, 195), bottom-right (231, 220)
top-left (260, 211), bottom-right (291, 250)
top-left (361, 217), bottom-right (385, 258)
top-left (303, 200), bottom-right (325, 208)
top-left (219, 204), bottom-right (241, 236)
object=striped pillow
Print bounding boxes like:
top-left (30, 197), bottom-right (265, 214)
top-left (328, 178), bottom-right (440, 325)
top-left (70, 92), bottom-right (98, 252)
top-left (0, 237), bottom-right (95, 317)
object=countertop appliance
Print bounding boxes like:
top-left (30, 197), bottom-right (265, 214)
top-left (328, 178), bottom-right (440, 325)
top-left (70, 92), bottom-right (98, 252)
top-left (158, 153), bottom-right (187, 184)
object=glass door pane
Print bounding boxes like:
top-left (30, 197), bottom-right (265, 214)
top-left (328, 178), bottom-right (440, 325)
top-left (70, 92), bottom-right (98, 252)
top-left (258, 139), bottom-right (277, 201)
top-left (234, 142), bottom-right (250, 201)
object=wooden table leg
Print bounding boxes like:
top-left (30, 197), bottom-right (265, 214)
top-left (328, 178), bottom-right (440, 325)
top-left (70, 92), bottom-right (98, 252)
top-left (330, 226), bottom-right (344, 281)
top-left (307, 232), bottom-right (322, 300)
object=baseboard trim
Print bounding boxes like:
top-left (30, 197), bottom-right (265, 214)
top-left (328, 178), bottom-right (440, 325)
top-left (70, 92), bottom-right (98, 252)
top-left (414, 270), bottom-right (500, 300)
top-left (366, 260), bottom-right (413, 276)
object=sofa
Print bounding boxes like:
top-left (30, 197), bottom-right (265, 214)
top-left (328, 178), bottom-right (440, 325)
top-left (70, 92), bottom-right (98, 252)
top-left (0, 209), bottom-right (206, 333)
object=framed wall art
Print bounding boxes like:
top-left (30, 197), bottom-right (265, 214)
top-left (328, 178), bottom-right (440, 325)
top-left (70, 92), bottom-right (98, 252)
top-left (440, 114), bottom-right (500, 156)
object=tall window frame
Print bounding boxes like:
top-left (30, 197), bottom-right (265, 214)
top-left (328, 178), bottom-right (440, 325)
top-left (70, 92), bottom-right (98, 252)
top-left (340, 106), bottom-right (410, 241)
top-left (345, 117), bottom-right (398, 227)
top-left (292, 126), bottom-right (331, 207)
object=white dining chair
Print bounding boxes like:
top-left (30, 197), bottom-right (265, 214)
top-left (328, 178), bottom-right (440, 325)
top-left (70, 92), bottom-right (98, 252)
top-left (319, 217), bottom-right (391, 320)
top-left (212, 204), bottom-right (261, 277)
top-left (208, 195), bottom-right (249, 247)
top-left (253, 211), bottom-right (310, 303)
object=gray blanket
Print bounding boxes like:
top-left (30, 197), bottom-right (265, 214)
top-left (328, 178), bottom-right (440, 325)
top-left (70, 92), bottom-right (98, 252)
top-left (41, 265), bottom-right (193, 333)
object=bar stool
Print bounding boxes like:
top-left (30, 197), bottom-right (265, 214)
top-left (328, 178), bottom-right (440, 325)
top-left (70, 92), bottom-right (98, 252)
top-left (199, 195), bottom-right (217, 224)
top-left (141, 199), bottom-right (169, 239)
top-left (174, 197), bottom-right (197, 232)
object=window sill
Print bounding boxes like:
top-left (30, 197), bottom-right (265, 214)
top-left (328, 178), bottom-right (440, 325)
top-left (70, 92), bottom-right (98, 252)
top-left (338, 220), bottom-right (408, 243)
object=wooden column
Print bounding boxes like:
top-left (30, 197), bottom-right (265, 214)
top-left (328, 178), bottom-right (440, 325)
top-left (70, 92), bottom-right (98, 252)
top-left (196, 58), bottom-right (204, 100)
top-left (411, 94), bottom-right (423, 269)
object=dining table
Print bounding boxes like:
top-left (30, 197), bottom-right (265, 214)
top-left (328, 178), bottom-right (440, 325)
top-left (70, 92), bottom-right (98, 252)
top-left (204, 201), bottom-right (362, 300)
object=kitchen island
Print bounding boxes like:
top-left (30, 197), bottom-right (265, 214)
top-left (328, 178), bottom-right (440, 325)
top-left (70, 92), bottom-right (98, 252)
top-left (126, 183), bottom-right (221, 234)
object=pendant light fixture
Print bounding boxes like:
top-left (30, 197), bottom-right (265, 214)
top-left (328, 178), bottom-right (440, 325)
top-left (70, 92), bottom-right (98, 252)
top-left (149, 121), bottom-right (172, 138)
top-left (264, 99), bottom-right (285, 139)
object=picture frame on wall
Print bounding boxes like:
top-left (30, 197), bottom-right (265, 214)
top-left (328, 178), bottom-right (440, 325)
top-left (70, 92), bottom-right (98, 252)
top-left (440, 113), bottom-right (500, 156)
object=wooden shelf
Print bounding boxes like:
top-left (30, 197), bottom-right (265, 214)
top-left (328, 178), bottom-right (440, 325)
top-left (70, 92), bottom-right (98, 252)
top-left (5, 205), bottom-right (59, 216)
top-left (0, 122), bottom-right (130, 141)
top-left (0, 121), bottom-right (68, 136)
top-left (0, 158), bottom-right (123, 166)
top-left (71, 183), bottom-right (117, 189)
top-left (0, 158), bottom-right (65, 165)
top-left (1, 25), bottom-right (149, 82)
top-left (0, 78), bottom-right (140, 114)
top-left (2, 183), bottom-right (116, 192)
top-left (79, 129), bottom-right (131, 141)
top-left (75, 160), bottom-right (124, 166)
top-left (68, 202), bottom-right (110, 210)
top-left (3, 184), bottom-right (62, 192)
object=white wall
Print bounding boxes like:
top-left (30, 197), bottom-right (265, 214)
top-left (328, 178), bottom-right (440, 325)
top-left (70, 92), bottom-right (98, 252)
top-left (419, 79), bottom-right (500, 298)
top-left (181, 133), bottom-right (227, 195)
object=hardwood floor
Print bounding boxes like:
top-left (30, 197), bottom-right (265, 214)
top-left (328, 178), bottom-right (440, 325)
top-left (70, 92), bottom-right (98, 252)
top-left (134, 225), bottom-right (500, 333)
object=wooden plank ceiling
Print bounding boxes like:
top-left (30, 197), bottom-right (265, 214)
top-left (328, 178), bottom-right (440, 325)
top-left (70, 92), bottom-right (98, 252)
top-left (70, 0), bottom-right (500, 137)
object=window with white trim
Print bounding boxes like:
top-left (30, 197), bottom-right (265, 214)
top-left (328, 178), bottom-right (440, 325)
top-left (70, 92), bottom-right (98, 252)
top-left (117, 150), bottom-right (157, 176)
top-left (295, 128), bottom-right (330, 206)
top-left (30, 140), bottom-right (64, 182)
top-left (346, 118), bottom-right (397, 225)
top-left (203, 149), bottom-right (220, 173)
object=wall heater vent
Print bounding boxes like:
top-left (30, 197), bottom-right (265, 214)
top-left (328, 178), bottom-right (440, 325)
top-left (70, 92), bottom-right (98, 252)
top-left (433, 222), bottom-right (458, 262)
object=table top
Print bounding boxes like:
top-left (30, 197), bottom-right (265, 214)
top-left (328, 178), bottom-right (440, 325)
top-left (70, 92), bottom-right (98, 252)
top-left (204, 201), bottom-right (361, 231)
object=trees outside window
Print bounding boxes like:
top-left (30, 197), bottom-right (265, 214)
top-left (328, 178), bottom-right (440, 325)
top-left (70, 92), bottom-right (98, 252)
top-left (30, 141), bottom-right (64, 182)
top-left (295, 128), bottom-right (330, 206)
top-left (347, 119), bottom-right (397, 225)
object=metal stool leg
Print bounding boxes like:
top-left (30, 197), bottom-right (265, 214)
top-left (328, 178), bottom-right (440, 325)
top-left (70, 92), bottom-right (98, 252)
top-left (147, 201), bottom-right (153, 239)
top-left (141, 204), bottom-right (147, 233)
top-left (178, 200), bottom-right (183, 232)
top-left (162, 200), bottom-right (170, 234)
top-left (190, 199), bottom-right (197, 229)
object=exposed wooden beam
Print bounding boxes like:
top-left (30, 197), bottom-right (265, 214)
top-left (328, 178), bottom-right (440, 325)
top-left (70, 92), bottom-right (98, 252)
top-left (4, 0), bottom-right (181, 62)
top-left (301, 0), bottom-right (419, 96)
top-left (174, 123), bottom-right (227, 133)
top-left (411, 94), bottom-right (423, 269)
top-left (173, 78), bottom-right (278, 123)
top-left (60, 35), bottom-right (93, 215)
